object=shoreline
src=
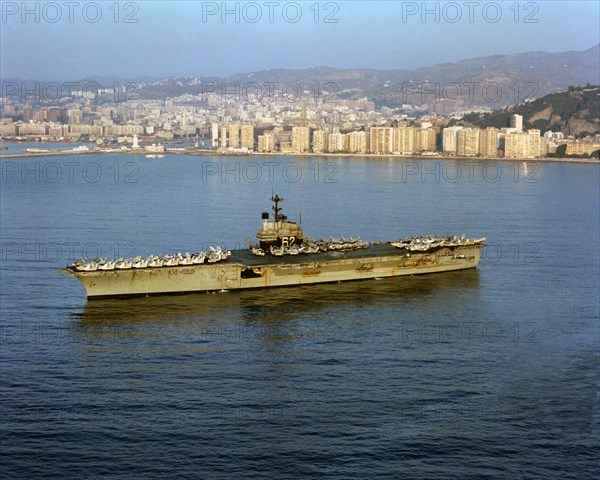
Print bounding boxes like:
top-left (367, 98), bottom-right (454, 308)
top-left (0, 149), bottom-right (598, 164)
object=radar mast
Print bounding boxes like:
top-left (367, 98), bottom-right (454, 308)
top-left (271, 194), bottom-right (287, 222)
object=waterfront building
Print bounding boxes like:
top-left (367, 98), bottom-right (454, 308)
top-left (393, 126), bottom-right (416, 153)
top-left (457, 128), bottom-right (480, 156)
top-left (312, 130), bottom-right (328, 153)
top-left (504, 130), bottom-right (541, 158)
top-left (240, 124), bottom-right (254, 150)
top-left (257, 131), bottom-right (276, 153)
top-left (479, 127), bottom-right (499, 157)
top-left (292, 126), bottom-right (311, 152)
top-left (347, 131), bottom-right (368, 153)
top-left (416, 127), bottom-right (437, 152)
top-left (442, 126), bottom-right (463, 154)
top-left (565, 139), bottom-right (600, 156)
top-left (228, 124), bottom-right (240, 149)
top-left (369, 126), bottom-right (393, 154)
top-left (328, 133), bottom-right (344, 153)
top-left (220, 126), bottom-right (228, 148)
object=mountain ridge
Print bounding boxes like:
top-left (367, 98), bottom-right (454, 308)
top-left (145, 44), bottom-right (600, 108)
top-left (2, 44), bottom-right (598, 110)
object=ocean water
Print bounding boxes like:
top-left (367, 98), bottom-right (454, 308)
top-left (1, 153), bottom-right (598, 478)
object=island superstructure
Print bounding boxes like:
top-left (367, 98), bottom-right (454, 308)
top-left (62, 195), bottom-right (486, 299)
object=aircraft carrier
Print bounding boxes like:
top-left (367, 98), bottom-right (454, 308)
top-left (62, 195), bottom-right (486, 299)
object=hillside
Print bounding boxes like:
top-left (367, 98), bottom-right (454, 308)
top-left (134, 44), bottom-right (600, 108)
top-left (454, 86), bottom-right (600, 136)
top-left (3, 45), bottom-right (598, 111)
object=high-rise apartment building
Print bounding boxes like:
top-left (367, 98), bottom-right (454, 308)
top-left (228, 124), bottom-right (240, 149)
top-left (504, 130), bottom-right (542, 158)
top-left (292, 126), bottom-right (311, 152)
top-left (257, 135), bottom-right (266, 152)
top-left (479, 127), bottom-right (498, 157)
top-left (504, 129), bottom-right (541, 158)
top-left (393, 126), bottom-right (416, 153)
top-left (257, 131), bottom-right (276, 153)
top-left (240, 124), bottom-right (254, 150)
top-left (22, 107), bottom-right (34, 122)
top-left (526, 129), bottom-right (541, 158)
top-left (369, 127), bottom-right (393, 154)
top-left (328, 133), bottom-right (344, 153)
top-left (457, 128), bottom-right (480, 156)
top-left (45, 108), bottom-right (63, 123)
top-left (510, 114), bottom-right (523, 132)
top-left (504, 132), bottom-right (527, 158)
top-left (312, 130), bottom-right (327, 153)
top-left (416, 127), bottom-right (437, 152)
top-left (220, 126), bottom-right (228, 148)
top-left (347, 131), bottom-right (368, 153)
top-left (442, 126), bottom-right (463, 154)
top-left (67, 109), bottom-right (83, 125)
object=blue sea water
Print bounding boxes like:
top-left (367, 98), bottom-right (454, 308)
top-left (1, 153), bottom-right (598, 478)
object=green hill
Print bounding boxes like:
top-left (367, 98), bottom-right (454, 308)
top-left (455, 85), bottom-right (599, 137)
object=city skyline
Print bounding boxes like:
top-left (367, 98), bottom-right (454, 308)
top-left (1, 1), bottom-right (599, 80)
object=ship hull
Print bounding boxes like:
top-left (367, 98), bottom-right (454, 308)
top-left (63, 244), bottom-right (483, 299)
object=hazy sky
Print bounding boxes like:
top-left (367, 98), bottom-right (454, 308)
top-left (1, 0), bottom-right (599, 79)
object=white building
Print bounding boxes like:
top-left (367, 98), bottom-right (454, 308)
top-left (510, 114), bottom-right (523, 132)
top-left (442, 126), bottom-right (463, 154)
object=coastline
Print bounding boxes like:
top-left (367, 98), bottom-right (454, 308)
top-left (0, 148), bottom-right (598, 164)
